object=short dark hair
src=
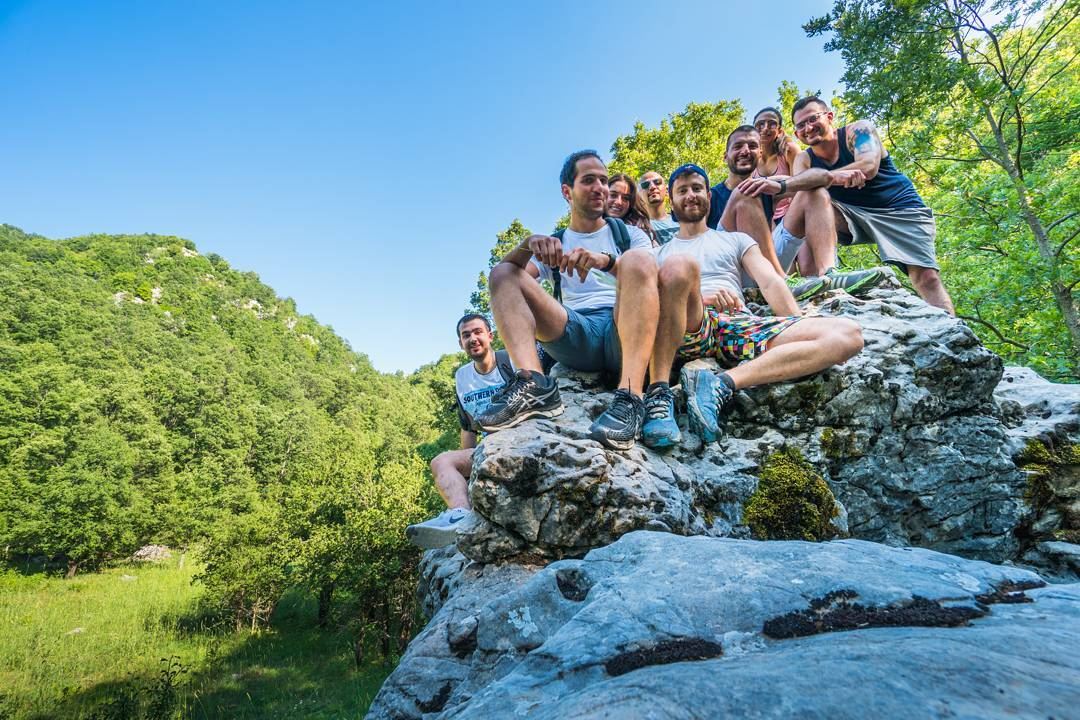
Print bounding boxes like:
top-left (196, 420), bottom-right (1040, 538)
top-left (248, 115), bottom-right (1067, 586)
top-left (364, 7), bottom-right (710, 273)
top-left (791, 96), bottom-right (829, 122)
top-left (753, 106), bottom-right (783, 125)
top-left (456, 313), bottom-right (491, 336)
top-left (725, 125), bottom-right (758, 151)
top-left (560, 149), bottom-right (603, 187)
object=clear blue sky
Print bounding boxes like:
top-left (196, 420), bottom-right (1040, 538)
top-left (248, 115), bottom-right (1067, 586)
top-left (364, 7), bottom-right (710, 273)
top-left (0, 0), bottom-right (846, 373)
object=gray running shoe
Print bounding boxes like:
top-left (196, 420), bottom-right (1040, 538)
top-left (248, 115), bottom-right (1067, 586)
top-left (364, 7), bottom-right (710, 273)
top-left (679, 367), bottom-right (734, 443)
top-left (588, 388), bottom-right (645, 450)
top-left (476, 369), bottom-right (563, 432)
top-left (406, 507), bottom-right (471, 549)
top-left (642, 384), bottom-right (681, 449)
top-left (824, 267), bottom-right (886, 296)
top-left (787, 274), bottom-right (829, 302)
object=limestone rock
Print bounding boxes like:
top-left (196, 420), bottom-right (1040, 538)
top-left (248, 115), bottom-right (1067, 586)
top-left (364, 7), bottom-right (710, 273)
top-left (459, 286), bottom-right (1080, 566)
top-left (366, 532), bottom-right (1079, 719)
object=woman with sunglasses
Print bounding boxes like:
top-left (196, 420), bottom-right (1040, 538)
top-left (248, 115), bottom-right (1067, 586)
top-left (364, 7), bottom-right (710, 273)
top-left (606, 173), bottom-right (658, 245)
top-left (752, 107), bottom-right (801, 223)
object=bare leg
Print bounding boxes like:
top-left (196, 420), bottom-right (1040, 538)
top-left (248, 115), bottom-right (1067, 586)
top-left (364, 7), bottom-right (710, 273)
top-left (722, 190), bottom-right (782, 275)
top-left (784, 188), bottom-right (840, 277)
top-left (489, 262), bottom-right (569, 373)
top-left (907, 266), bottom-right (955, 315)
top-left (612, 249), bottom-right (659, 395)
top-left (726, 317), bottom-right (863, 389)
top-left (429, 449), bottom-right (473, 509)
top-left (650, 254), bottom-right (704, 384)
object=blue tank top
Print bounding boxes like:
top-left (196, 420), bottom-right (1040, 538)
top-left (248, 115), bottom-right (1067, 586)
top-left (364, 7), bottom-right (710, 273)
top-left (807, 126), bottom-right (925, 210)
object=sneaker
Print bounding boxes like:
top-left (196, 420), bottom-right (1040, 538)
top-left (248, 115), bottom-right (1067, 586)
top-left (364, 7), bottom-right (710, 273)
top-left (406, 507), bottom-right (471, 549)
top-left (642, 384), bottom-right (681, 449)
top-left (679, 367), bottom-right (734, 443)
top-left (823, 267), bottom-right (885, 296)
top-left (475, 369), bottom-right (563, 432)
top-left (588, 388), bottom-right (645, 450)
top-left (787, 274), bottom-right (829, 302)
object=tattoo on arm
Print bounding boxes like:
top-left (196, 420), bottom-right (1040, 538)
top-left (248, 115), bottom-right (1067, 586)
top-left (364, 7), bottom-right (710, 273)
top-left (850, 123), bottom-right (881, 158)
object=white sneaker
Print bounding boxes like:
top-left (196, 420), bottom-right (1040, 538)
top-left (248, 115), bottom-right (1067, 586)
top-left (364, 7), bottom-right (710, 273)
top-left (405, 507), bottom-right (471, 549)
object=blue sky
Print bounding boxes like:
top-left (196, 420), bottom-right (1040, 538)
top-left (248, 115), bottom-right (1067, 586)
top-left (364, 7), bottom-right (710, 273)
top-left (0, 0), bottom-right (846, 373)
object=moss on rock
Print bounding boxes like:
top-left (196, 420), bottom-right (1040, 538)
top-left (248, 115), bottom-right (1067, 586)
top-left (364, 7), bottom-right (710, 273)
top-left (1016, 439), bottom-right (1080, 537)
top-left (744, 448), bottom-right (838, 542)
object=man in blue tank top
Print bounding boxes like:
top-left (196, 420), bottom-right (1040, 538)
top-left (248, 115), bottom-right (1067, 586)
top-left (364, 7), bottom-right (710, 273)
top-left (739, 96), bottom-right (954, 314)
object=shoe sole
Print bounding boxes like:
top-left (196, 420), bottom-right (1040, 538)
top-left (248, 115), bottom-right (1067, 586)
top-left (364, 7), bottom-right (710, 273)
top-left (405, 524), bottom-right (460, 550)
top-left (683, 377), bottom-right (719, 444)
top-left (643, 433), bottom-right (681, 449)
top-left (477, 403), bottom-right (565, 433)
top-left (589, 429), bottom-right (636, 451)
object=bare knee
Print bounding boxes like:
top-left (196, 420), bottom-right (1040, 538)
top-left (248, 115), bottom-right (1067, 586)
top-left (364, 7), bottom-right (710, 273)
top-left (489, 261), bottom-right (524, 292)
top-left (430, 452), bottom-right (452, 482)
top-left (835, 318), bottom-right (864, 360)
top-left (616, 248), bottom-right (658, 281)
top-left (908, 266), bottom-right (941, 290)
top-left (658, 254), bottom-right (698, 291)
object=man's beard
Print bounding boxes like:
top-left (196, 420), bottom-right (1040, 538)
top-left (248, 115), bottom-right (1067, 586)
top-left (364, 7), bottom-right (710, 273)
top-left (672, 201), bottom-right (708, 223)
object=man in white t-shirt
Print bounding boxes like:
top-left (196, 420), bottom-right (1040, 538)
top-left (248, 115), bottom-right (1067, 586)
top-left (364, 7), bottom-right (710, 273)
top-left (639, 170), bottom-right (679, 245)
top-left (641, 163), bottom-right (864, 447)
top-left (477, 150), bottom-right (662, 450)
top-left (406, 314), bottom-right (512, 549)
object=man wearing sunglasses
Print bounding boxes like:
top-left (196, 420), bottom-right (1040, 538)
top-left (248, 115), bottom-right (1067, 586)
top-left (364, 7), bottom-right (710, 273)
top-left (739, 96), bottom-right (953, 314)
top-left (638, 171), bottom-right (679, 245)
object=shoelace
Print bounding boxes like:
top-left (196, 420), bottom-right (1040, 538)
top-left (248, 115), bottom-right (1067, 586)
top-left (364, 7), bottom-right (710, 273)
top-left (493, 373), bottom-right (532, 406)
top-left (644, 388), bottom-right (674, 419)
top-left (606, 389), bottom-right (640, 423)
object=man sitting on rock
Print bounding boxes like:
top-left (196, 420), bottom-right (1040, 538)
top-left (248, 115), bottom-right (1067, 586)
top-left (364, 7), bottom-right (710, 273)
top-left (737, 96), bottom-right (954, 314)
top-left (642, 163), bottom-right (864, 447)
top-left (477, 150), bottom-right (659, 450)
top-left (406, 314), bottom-right (512, 548)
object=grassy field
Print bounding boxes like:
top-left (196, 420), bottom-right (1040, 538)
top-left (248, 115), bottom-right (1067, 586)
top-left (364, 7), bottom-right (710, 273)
top-left (0, 555), bottom-right (394, 719)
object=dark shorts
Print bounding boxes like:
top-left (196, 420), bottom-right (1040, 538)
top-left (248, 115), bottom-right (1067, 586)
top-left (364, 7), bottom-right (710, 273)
top-left (677, 307), bottom-right (800, 368)
top-left (541, 306), bottom-right (621, 373)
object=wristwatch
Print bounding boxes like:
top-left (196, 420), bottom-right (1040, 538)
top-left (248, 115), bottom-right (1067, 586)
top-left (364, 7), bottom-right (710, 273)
top-left (777, 179), bottom-right (788, 195)
top-left (601, 252), bottom-right (617, 272)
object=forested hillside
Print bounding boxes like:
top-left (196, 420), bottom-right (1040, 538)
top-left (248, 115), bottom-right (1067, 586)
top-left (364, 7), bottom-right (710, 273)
top-left (0, 224), bottom-right (454, 647)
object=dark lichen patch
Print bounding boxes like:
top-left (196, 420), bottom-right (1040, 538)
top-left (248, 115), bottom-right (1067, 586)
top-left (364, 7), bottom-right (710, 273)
top-left (1016, 439), bottom-right (1080, 537)
top-left (555, 566), bottom-right (592, 602)
top-left (503, 455), bottom-right (542, 497)
top-left (975, 579), bottom-right (1045, 606)
top-left (415, 682), bottom-right (452, 713)
top-left (604, 638), bottom-right (724, 677)
top-left (744, 448), bottom-right (838, 541)
top-left (762, 592), bottom-right (985, 640)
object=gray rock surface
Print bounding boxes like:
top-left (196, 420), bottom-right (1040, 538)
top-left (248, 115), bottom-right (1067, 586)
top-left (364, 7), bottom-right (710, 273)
top-left (367, 532), bottom-right (1080, 719)
top-left (459, 285), bottom-right (1080, 565)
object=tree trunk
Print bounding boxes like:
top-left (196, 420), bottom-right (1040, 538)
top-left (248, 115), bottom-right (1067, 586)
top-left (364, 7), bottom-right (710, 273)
top-left (65, 560), bottom-right (79, 579)
top-left (317, 583), bottom-right (334, 627)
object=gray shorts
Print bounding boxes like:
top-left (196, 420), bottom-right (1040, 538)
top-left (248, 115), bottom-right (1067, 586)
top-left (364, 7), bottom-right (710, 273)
top-left (541, 306), bottom-right (621, 373)
top-left (834, 201), bottom-right (938, 272)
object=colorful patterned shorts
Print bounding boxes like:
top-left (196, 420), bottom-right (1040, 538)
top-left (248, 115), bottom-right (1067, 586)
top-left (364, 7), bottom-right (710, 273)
top-left (676, 306), bottom-right (801, 368)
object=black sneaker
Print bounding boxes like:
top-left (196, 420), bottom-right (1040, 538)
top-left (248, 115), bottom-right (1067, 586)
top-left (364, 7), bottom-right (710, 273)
top-left (824, 267), bottom-right (885, 296)
top-left (475, 369), bottom-right (563, 432)
top-left (588, 388), bottom-right (645, 450)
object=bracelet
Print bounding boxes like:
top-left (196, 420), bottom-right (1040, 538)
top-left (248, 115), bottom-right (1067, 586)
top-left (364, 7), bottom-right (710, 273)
top-left (777, 179), bottom-right (788, 195)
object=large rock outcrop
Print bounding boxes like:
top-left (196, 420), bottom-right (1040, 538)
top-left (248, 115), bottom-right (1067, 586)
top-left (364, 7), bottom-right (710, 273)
top-left (459, 283), bottom-right (1080, 565)
top-left (368, 283), bottom-right (1080, 719)
top-left (369, 532), bottom-right (1080, 719)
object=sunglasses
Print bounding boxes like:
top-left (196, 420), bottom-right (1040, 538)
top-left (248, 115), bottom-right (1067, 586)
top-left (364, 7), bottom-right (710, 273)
top-left (794, 112), bottom-right (828, 131)
top-left (639, 178), bottom-right (664, 190)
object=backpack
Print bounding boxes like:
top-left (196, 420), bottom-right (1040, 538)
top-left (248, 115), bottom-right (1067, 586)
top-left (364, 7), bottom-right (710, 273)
top-left (493, 349), bottom-right (514, 384)
top-left (549, 217), bottom-right (632, 304)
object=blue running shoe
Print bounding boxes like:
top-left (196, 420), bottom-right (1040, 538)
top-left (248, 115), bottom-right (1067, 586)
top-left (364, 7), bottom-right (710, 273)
top-left (679, 367), bottom-right (734, 443)
top-left (642, 384), bottom-right (681, 449)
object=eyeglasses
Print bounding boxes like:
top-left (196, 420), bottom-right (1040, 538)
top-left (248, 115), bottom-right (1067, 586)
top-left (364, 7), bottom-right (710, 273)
top-left (639, 178), bottom-right (664, 190)
top-left (754, 119), bottom-right (779, 130)
top-left (794, 112), bottom-right (827, 131)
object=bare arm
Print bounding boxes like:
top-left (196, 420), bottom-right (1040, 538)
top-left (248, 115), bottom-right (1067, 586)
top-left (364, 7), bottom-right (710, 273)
top-left (841, 120), bottom-right (884, 181)
top-left (460, 429), bottom-right (477, 450)
top-left (742, 245), bottom-right (801, 317)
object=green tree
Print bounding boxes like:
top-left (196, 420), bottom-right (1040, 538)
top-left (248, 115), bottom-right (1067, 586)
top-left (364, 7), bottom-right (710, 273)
top-left (468, 219), bottom-right (532, 317)
top-left (806, 0), bottom-right (1080, 376)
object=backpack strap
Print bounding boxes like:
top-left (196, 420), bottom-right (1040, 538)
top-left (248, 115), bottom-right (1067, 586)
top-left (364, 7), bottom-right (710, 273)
top-left (493, 349), bottom-right (514, 383)
top-left (550, 228), bottom-right (566, 303)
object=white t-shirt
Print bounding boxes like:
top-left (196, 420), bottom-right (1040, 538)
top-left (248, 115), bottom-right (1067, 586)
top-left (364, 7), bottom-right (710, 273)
top-left (455, 361), bottom-right (508, 432)
top-left (653, 229), bottom-right (756, 306)
top-left (531, 223), bottom-right (652, 310)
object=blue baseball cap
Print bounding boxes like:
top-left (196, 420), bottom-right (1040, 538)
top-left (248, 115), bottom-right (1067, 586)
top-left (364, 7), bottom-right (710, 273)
top-left (668, 163), bottom-right (710, 190)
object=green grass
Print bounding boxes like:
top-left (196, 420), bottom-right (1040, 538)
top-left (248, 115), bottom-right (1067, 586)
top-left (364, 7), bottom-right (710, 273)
top-left (0, 556), bottom-right (395, 719)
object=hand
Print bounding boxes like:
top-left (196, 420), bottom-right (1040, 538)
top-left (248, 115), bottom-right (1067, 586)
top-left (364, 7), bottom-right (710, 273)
top-left (703, 288), bottom-right (744, 314)
top-left (777, 132), bottom-right (791, 155)
top-left (736, 176), bottom-right (781, 197)
top-left (827, 169), bottom-right (866, 189)
top-left (560, 247), bottom-right (604, 282)
top-left (527, 234), bottom-right (564, 266)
